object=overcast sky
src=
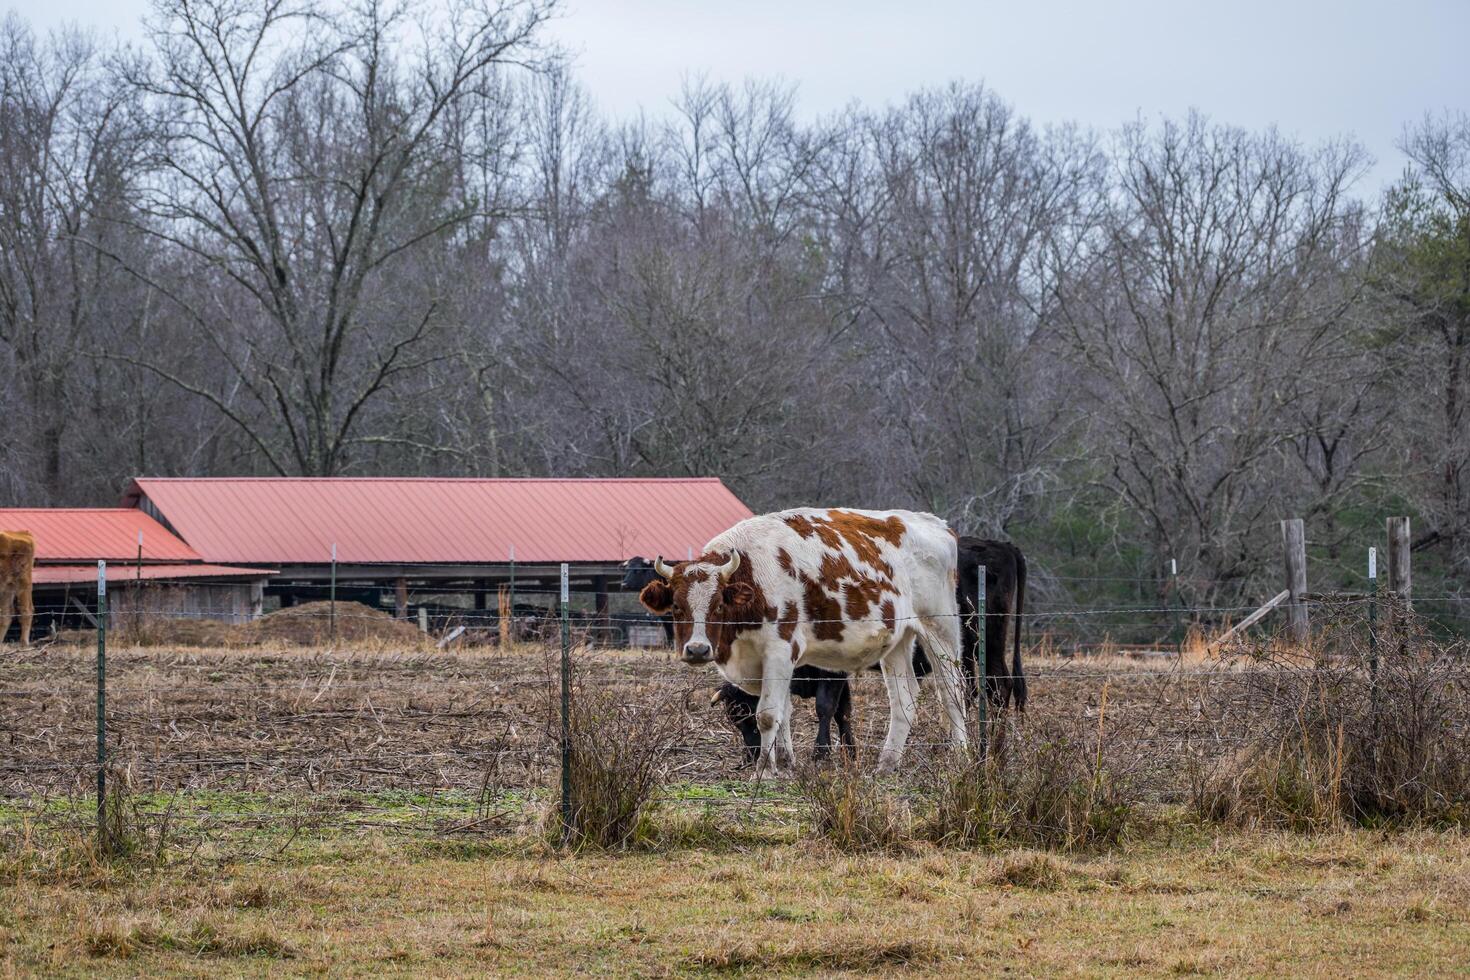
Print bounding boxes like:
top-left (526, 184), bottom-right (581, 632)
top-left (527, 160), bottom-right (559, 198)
top-left (9, 0), bottom-right (1468, 193)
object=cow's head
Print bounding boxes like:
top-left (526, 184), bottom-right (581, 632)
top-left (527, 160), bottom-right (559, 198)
top-left (638, 551), bottom-right (760, 664)
top-left (620, 556), bottom-right (656, 592)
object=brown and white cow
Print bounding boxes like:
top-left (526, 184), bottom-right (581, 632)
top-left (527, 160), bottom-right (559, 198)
top-left (638, 508), bottom-right (967, 774)
top-left (0, 530), bottom-right (35, 648)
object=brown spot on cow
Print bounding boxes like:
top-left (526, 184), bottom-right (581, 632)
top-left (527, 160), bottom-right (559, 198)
top-left (776, 548), bottom-right (799, 579)
top-left (844, 576), bottom-right (890, 621)
top-left (826, 510), bottom-right (905, 578)
top-left (777, 601), bottom-right (799, 640)
top-left (802, 576), bottom-right (844, 642)
top-left (880, 598), bottom-right (896, 632)
top-left (818, 551), bottom-right (857, 590)
top-left (783, 514), bottom-right (843, 551)
top-left (790, 639), bottom-right (801, 663)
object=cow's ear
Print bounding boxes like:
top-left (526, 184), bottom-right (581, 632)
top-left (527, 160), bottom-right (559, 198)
top-left (722, 581), bottom-right (757, 612)
top-left (639, 580), bottom-right (674, 615)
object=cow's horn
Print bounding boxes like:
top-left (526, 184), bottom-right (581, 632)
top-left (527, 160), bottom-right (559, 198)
top-left (715, 551), bottom-right (741, 580)
top-left (653, 556), bottom-right (675, 579)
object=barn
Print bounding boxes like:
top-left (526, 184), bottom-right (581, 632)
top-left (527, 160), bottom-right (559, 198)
top-left (119, 477), bottom-right (754, 640)
top-left (0, 508), bottom-right (275, 639)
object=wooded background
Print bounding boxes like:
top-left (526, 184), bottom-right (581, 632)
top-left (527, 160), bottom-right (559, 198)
top-left (2, 0), bottom-right (1467, 610)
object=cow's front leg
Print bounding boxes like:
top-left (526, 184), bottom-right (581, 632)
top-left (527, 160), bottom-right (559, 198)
top-left (778, 700), bottom-right (796, 768)
top-left (753, 647), bottom-right (793, 778)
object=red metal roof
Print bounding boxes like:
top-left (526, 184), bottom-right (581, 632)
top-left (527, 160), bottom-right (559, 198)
top-left (0, 509), bottom-right (202, 562)
top-left (32, 563), bottom-right (275, 585)
top-left (123, 478), bottom-right (755, 565)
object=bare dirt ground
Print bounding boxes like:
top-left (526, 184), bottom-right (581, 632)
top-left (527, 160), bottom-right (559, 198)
top-left (2, 641), bottom-right (1240, 801)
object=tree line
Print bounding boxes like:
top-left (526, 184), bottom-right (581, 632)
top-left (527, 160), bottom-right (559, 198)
top-left (1, 0), bottom-right (1467, 609)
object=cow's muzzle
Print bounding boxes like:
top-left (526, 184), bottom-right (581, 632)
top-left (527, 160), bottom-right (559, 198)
top-left (682, 641), bottom-right (713, 664)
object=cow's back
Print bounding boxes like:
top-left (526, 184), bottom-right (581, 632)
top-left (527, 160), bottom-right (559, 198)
top-left (0, 531), bottom-right (35, 589)
top-left (704, 507), bottom-right (958, 673)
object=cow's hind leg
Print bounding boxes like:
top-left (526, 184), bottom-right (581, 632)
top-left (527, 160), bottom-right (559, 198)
top-left (916, 615), bottom-right (970, 753)
top-left (17, 584), bottom-right (32, 648)
top-left (0, 588), bottom-right (13, 647)
top-left (876, 635), bottom-right (922, 774)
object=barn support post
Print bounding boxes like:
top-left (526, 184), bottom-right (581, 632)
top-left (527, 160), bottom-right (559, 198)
top-left (95, 561), bottom-right (107, 853)
top-left (1387, 517), bottom-right (1411, 610)
top-left (1281, 519), bottom-right (1309, 645)
top-left (508, 545), bottom-right (517, 639)
top-left (976, 564), bottom-right (987, 758)
top-left (558, 563), bottom-right (572, 843)
top-left (592, 575), bottom-right (610, 646)
top-left (395, 577), bottom-right (408, 620)
top-left (134, 531), bottom-right (143, 636)
top-left (329, 543), bottom-right (337, 646)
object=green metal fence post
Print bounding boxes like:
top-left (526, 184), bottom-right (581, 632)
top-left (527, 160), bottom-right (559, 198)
top-left (559, 562), bottom-right (571, 842)
top-left (1369, 546), bottom-right (1379, 750)
top-left (1170, 558), bottom-right (1184, 653)
top-left (96, 560), bottom-right (107, 852)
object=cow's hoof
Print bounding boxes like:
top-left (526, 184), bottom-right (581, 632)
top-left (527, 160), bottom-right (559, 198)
top-left (874, 753), bottom-right (902, 776)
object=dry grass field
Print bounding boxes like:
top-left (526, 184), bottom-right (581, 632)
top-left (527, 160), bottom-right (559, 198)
top-left (4, 817), bottom-right (1468, 976)
top-left (3, 640), bottom-right (1468, 976)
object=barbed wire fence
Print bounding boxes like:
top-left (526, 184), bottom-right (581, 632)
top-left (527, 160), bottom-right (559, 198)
top-left (2, 558), bottom-right (1467, 854)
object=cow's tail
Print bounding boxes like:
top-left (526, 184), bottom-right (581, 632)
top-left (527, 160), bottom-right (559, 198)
top-left (1011, 546), bottom-right (1027, 712)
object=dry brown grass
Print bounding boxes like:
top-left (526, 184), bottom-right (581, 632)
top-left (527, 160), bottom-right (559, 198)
top-left (3, 822), bottom-right (1468, 976)
top-left (1193, 605), bottom-right (1470, 830)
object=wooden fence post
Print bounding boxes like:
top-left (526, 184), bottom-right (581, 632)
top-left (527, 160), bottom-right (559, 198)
top-left (1281, 518), bottom-right (1309, 644)
top-left (1386, 516), bottom-right (1411, 610)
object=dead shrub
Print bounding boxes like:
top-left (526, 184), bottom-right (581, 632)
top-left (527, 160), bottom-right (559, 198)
top-left (920, 694), bottom-right (1143, 851)
top-left (549, 651), bottom-right (689, 850)
top-left (794, 760), bottom-right (914, 852)
top-left (1195, 602), bottom-right (1470, 829)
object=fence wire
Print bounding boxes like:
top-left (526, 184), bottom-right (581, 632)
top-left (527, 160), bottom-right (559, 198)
top-left (2, 591), bottom-right (1466, 846)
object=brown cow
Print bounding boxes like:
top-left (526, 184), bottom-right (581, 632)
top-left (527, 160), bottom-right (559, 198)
top-left (0, 530), bottom-right (35, 647)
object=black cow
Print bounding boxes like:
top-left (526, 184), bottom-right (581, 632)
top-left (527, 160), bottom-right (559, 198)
top-left (712, 653), bottom-right (937, 764)
top-left (620, 556), bottom-right (675, 645)
top-left (957, 537), bottom-right (1028, 712)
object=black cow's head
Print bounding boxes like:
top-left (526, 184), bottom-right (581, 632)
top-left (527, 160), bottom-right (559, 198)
top-left (620, 556), bottom-right (657, 592)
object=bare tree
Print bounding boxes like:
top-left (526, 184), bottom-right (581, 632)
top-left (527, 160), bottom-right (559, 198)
top-left (112, 0), bottom-right (554, 475)
top-left (0, 16), bottom-right (152, 503)
top-left (1053, 114), bottom-right (1368, 601)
